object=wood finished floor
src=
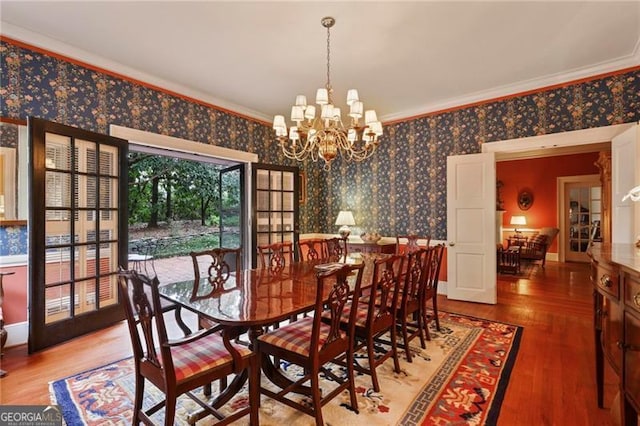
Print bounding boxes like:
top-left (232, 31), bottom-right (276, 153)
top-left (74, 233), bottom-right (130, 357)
top-left (0, 260), bottom-right (618, 425)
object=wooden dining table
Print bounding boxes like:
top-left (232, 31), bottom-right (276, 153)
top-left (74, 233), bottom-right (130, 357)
top-left (158, 253), bottom-right (382, 420)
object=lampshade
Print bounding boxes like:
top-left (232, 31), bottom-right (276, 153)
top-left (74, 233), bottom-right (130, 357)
top-left (335, 211), bottom-right (355, 226)
top-left (510, 215), bottom-right (526, 226)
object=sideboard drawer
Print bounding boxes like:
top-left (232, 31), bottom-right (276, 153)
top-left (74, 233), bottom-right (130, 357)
top-left (602, 295), bottom-right (624, 374)
top-left (624, 271), bottom-right (640, 315)
top-left (624, 311), bottom-right (640, 411)
top-left (596, 262), bottom-right (619, 299)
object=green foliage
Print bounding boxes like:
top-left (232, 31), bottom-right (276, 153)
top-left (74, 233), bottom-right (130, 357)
top-left (154, 234), bottom-right (221, 258)
top-left (128, 152), bottom-right (225, 226)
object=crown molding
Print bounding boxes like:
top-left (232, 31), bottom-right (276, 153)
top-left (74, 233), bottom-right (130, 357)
top-left (381, 55), bottom-right (640, 124)
top-left (2, 22), bottom-right (638, 126)
top-left (0, 22), bottom-right (273, 124)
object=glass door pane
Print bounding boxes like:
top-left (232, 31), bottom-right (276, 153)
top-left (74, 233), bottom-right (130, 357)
top-left (251, 163), bottom-right (299, 267)
top-left (566, 177), bottom-right (601, 262)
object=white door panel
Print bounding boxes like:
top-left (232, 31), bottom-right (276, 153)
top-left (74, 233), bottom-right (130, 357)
top-left (447, 152), bottom-right (496, 304)
top-left (612, 124), bottom-right (638, 244)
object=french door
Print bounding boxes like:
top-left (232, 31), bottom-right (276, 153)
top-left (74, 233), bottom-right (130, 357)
top-left (562, 175), bottom-right (601, 263)
top-left (251, 163), bottom-right (299, 268)
top-left (29, 118), bottom-right (128, 352)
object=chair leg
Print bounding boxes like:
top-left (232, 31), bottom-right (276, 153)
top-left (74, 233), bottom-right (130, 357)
top-left (401, 318), bottom-right (412, 363)
top-left (433, 297), bottom-right (441, 331)
top-left (311, 373), bottom-right (324, 426)
top-left (164, 395), bottom-right (176, 426)
top-left (422, 308), bottom-right (432, 341)
top-left (133, 374), bottom-right (145, 425)
top-left (389, 323), bottom-right (401, 374)
top-left (417, 312), bottom-right (426, 349)
top-left (248, 357), bottom-right (260, 424)
top-left (366, 334), bottom-right (380, 392)
top-left (346, 345), bottom-right (359, 414)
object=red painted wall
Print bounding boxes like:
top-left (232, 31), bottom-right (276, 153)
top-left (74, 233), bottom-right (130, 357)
top-left (0, 265), bottom-right (27, 323)
top-left (496, 151), bottom-right (601, 253)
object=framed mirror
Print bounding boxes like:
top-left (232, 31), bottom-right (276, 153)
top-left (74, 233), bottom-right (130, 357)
top-left (0, 122), bottom-right (28, 222)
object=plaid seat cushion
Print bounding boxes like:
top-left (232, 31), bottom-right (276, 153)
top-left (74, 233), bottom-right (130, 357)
top-left (257, 317), bottom-right (345, 357)
top-left (170, 333), bottom-right (252, 382)
top-left (320, 302), bottom-right (369, 327)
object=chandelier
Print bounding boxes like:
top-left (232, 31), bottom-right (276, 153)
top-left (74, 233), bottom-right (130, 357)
top-left (272, 16), bottom-right (383, 169)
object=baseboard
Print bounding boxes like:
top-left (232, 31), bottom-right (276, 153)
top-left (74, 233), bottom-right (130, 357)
top-left (547, 252), bottom-right (559, 262)
top-left (5, 321), bottom-right (28, 347)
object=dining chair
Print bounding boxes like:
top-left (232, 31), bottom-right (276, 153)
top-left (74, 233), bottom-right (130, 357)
top-left (323, 237), bottom-right (348, 262)
top-left (256, 263), bottom-right (365, 426)
top-left (396, 248), bottom-right (430, 362)
top-left (297, 238), bottom-right (324, 261)
top-left (190, 247), bottom-right (242, 331)
top-left (190, 247), bottom-right (242, 300)
top-left (339, 254), bottom-right (405, 392)
top-left (395, 234), bottom-right (431, 255)
top-left (258, 241), bottom-right (294, 273)
top-left (118, 268), bottom-right (259, 426)
top-left (421, 244), bottom-right (445, 340)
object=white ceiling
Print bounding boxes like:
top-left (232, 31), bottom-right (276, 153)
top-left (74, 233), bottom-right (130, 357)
top-left (1, 1), bottom-right (639, 124)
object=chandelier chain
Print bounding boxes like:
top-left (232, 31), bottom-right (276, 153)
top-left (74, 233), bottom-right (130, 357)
top-left (326, 23), bottom-right (331, 94)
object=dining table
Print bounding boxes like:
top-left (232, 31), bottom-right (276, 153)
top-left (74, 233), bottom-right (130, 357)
top-left (158, 253), bottom-right (383, 422)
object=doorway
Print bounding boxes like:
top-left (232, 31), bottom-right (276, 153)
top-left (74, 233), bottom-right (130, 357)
top-left (110, 125), bottom-right (258, 269)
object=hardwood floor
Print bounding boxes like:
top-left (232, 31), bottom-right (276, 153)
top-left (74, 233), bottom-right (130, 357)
top-left (0, 260), bottom-right (618, 425)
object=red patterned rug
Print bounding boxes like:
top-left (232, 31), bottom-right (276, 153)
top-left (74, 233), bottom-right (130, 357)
top-left (50, 311), bottom-right (522, 425)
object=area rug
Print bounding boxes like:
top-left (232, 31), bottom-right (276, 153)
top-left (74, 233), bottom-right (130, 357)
top-left (50, 311), bottom-right (522, 426)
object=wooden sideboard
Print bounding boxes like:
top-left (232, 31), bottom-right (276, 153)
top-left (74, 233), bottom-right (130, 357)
top-left (347, 240), bottom-right (395, 255)
top-left (589, 243), bottom-right (640, 425)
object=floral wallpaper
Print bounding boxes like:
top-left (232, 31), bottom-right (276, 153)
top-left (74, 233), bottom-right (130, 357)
top-left (1, 38), bottom-right (639, 246)
top-left (321, 70), bottom-right (640, 239)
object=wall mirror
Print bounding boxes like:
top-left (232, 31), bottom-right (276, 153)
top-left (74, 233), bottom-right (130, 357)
top-left (517, 189), bottom-right (534, 211)
top-left (0, 122), bottom-right (28, 221)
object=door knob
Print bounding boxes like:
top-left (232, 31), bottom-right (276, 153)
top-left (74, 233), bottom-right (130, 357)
top-left (448, 242), bottom-right (455, 247)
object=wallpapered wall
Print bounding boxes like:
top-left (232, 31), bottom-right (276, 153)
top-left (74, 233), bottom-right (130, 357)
top-left (1, 39), bottom-right (639, 242)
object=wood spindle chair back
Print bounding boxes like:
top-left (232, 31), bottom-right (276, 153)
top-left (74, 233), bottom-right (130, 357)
top-left (323, 237), bottom-right (348, 262)
top-left (190, 247), bottom-right (242, 300)
top-left (395, 234), bottom-right (431, 255)
top-left (257, 241), bottom-right (294, 273)
top-left (297, 238), bottom-right (324, 262)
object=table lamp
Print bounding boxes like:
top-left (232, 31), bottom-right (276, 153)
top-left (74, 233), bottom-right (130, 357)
top-left (335, 211), bottom-right (355, 239)
top-left (510, 215), bottom-right (526, 234)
